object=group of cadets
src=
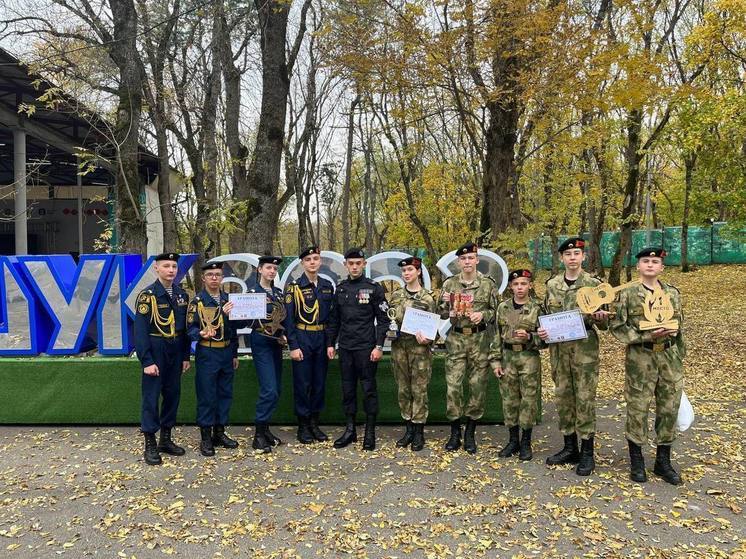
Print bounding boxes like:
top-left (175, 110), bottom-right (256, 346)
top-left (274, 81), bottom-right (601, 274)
top-left (135, 239), bottom-right (686, 485)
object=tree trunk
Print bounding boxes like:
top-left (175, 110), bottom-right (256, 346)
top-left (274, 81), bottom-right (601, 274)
top-left (681, 153), bottom-right (696, 272)
top-left (109, 0), bottom-right (146, 254)
top-left (609, 109), bottom-right (643, 286)
top-left (480, 97), bottom-right (521, 238)
top-left (341, 95), bottom-right (359, 253)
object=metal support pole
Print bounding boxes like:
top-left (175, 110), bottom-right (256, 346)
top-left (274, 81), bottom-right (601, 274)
top-left (13, 128), bottom-right (27, 255)
top-left (76, 154), bottom-right (83, 254)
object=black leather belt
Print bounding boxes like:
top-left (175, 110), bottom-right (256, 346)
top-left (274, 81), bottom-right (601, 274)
top-left (641, 340), bottom-right (673, 352)
top-left (453, 324), bottom-right (487, 335)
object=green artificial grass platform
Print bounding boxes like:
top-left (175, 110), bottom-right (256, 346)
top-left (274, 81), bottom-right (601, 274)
top-left (0, 356), bottom-right (542, 425)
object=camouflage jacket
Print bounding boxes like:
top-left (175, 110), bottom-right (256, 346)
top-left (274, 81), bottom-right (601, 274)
top-left (610, 280), bottom-right (686, 359)
top-left (489, 298), bottom-right (545, 362)
top-left (389, 286), bottom-right (438, 342)
top-left (438, 271), bottom-right (499, 328)
top-left (543, 270), bottom-right (609, 333)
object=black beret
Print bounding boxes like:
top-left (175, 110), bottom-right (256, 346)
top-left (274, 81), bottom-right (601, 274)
top-left (636, 247), bottom-right (667, 259)
top-left (509, 269), bottom-right (533, 281)
top-left (259, 255), bottom-right (282, 266)
top-left (398, 256), bottom-right (422, 269)
top-left (558, 237), bottom-right (586, 253)
top-left (201, 261), bottom-right (224, 271)
top-left (299, 246), bottom-right (320, 259)
top-left (456, 242), bottom-right (478, 256)
top-left (155, 252), bottom-right (179, 262)
top-left (344, 247), bottom-right (366, 259)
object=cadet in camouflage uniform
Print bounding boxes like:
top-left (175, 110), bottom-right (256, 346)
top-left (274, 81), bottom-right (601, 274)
top-left (438, 242), bottom-right (499, 454)
top-left (389, 256), bottom-right (437, 452)
top-left (610, 247), bottom-right (685, 485)
top-left (538, 237), bottom-right (609, 476)
top-left (489, 269), bottom-right (545, 461)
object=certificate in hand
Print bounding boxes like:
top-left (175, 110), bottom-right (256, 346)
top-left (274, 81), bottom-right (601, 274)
top-left (228, 293), bottom-right (267, 320)
top-left (400, 307), bottom-right (440, 340)
top-left (538, 310), bottom-right (588, 343)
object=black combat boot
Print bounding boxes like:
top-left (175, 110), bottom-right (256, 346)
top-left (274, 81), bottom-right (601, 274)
top-left (628, 439), bottom-right (647, 482)
top-left (213, 425), bottom-right (238, 448)
top-left (199, 426), bottom-right (215, 457)
top-left (266, 425), bottom-right (282, 446)
top-left (309, 413), bottom-right (328, 442)
top-left (362, 414), bottom-right (376, 451)
top-left (158, 427), bottom-right (185, 456)
top-left (396, 421), bottom-right (414, 448)
top-left (411, 424), bottom-right (425, 451)
top-left (519, 428), bottom-right (533, 461)
top-left (252, 423), bottom-right (272, 454)
top-left (575, 436), bottom-right (595, 476)
top-left (333, 415), bottom-right (357, 448)
top-left (463, 418), bottom-right (478, 454)
top-left (498, 426), bottom-right (520, 458)
top-left (444, 419), bottom-right (461, 451)
top-left (653, 444), bottom-right (683, 485)
top-left (143, 432), bottom-right (162, 465)
top-left (546, 433), bottom-right (580, 466)
top-left (297, 416), bottom-right (315, 444)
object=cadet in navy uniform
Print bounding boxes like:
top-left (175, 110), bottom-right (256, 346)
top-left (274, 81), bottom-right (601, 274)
top-left (186, 262), bottom-right (246, 457)
top-left (283, 246), bottom-right (335, 444)
top-left (246, 255), bottom-right (287, 453)
top-left (326, 248), bottom-right (391, 451)
top-left (134, 252), bottom-right (191, 466)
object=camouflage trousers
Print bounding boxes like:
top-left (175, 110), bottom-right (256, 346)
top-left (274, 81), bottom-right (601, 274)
top-left (550, 336), bottom-right (599, 440)
top-left (391, 336), bottom-right (432, 424)
top-left (625, 344), bottom-right (684, 445)
top-left (499, 349), bottom-right (541, 429)
top-left (444, 331), bottom-right (490, 421)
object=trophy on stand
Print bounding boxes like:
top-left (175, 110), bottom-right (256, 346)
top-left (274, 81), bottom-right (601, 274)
top-left (198, 304), bottom-right (223, 340)
top-left (386, 307), bottom-right (399, 341)
top-left (258, 298), bottom-right (287, 339)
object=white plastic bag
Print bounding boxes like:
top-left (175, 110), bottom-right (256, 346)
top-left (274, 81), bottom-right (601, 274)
top-left (676, 391), bottom-right (694, 432)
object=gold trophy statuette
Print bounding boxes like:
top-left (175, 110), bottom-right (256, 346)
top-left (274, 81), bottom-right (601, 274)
top-left (198, 304), bottom-right (222, 339)
top-left (386, 307), bottom-right (399, 340)
top-left (260, 298), bottom-right (287, 338)
top-left (639, 287), bottom-right (679, 331)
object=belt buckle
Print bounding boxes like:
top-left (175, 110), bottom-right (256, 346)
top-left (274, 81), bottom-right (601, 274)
top-left (652, 342), bottom-right (664, 352)
top-left (512, 344), bottom-right (522, 352)
top-left (462, 327), bottom-right (472, 335)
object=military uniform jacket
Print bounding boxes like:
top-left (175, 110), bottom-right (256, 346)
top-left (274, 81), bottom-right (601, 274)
top-left (389, 286), bottom-right (437, 343)
top-left (134, 280), bottom-right (190, 367)
top-left (326, 276), bottom-right (391, 351)
top-left (283, 273), bottom-right (335, 351)
top-left (543, 271), bottom-right (609, 333)
top-left (610, 281), bottom-right (686, 358)
top-left (489, 298), bottom-right (545, 362)
top-left (186, 289), bottom-right (245, 358)
top-left (246, 282), bottom-right (285, 340)
top-left (438, 271), bottom-right (499, 328)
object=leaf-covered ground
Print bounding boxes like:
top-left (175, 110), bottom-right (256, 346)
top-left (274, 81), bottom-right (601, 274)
top-left (0, 265), bottom-right (744, 558)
